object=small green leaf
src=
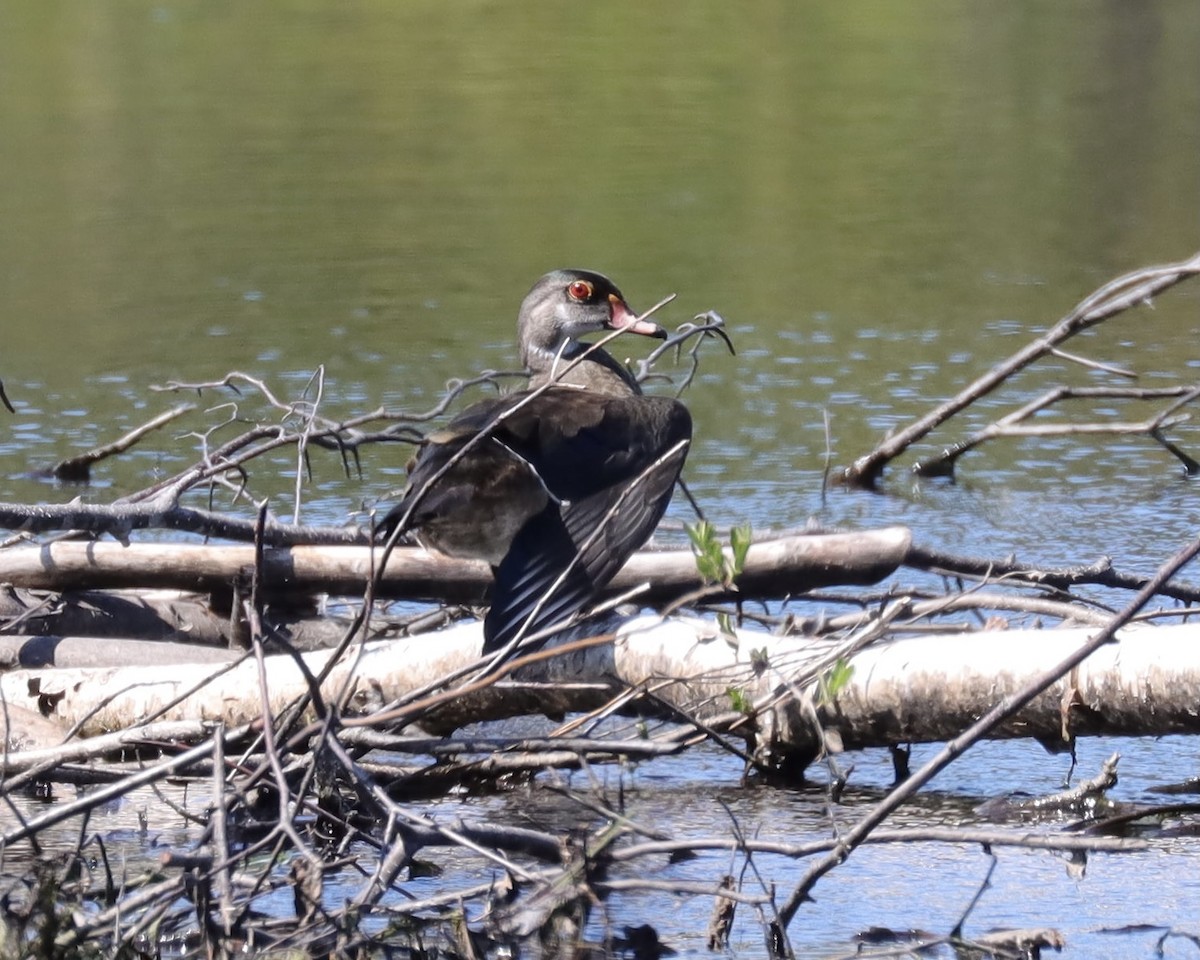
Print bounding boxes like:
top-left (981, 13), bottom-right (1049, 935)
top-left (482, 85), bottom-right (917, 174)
top-left (687, 520), bottom-right (723, 584)
top-left (730, 523), bottom-right (752, 576)
top-left (726, 686), bottom-right (752, 715)
top-left (817, 658), bottom-right (855, 705)
top-left (686, 519), bottom-right (715, 552)
top-left (688, 520), bottom-right (753, 588)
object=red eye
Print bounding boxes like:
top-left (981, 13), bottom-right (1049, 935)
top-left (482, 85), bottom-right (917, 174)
top-left (567, 279), bottom-right (594, 301)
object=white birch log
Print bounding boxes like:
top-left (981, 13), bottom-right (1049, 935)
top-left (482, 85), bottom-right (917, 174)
top-left (2, 615), bottom-right (1199, 766)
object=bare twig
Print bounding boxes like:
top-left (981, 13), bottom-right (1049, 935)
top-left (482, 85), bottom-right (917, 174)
top-left (906, 540), bottom-right (1200, 604)
top-left (47, 404), bottom-right (194, 482)
top-left (913, 384), bottom-right (1200, 478)
top-left (843, 250), bottom-right (1200, 487)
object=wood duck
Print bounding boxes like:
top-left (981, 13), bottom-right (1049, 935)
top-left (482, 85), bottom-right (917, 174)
top-left (381, 269), bottom-right (692, 653)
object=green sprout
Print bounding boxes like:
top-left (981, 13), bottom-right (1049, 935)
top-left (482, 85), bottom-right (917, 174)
top-left (817, 657), bottom-right (855, 706)
top-left (726, 686), bottom-right (753, 715)
top-left (686, 521), bottom-right (752, 589)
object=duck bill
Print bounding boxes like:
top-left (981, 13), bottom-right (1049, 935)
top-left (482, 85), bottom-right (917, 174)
top-left (607, 293), bottom-right (668, 339)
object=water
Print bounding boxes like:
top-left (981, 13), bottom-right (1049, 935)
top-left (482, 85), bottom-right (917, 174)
top-left (2, 1), bottom-right (1199, 955)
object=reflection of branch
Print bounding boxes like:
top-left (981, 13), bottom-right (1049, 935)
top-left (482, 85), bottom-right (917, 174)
top-left (843, 250), bottom-right (1200, 488)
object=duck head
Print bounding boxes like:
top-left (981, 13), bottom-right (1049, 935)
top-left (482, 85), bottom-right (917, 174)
top-left (518, 269), bottom-right (666, 368)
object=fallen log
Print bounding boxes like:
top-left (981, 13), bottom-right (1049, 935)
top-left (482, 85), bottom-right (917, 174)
top-left (0, 527), bottom-right (912, 603)
top-left (0, 587), bottom-right (234, 646)
top-left (0, 586), bottom-right (407, 654)
top-left (0, 634), bottom-right (238, 670)
top-left (3, 615), bottom-right (1199, 770)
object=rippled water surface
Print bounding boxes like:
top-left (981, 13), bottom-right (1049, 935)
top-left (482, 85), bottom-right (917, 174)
top-left (2, 2), bottom-right (1199, 956)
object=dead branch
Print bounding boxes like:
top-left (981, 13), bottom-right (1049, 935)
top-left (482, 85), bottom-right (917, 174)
top-left (0, 634), bottom-right (237, 670)
top-left (2, 736), bottom-right (224, 847)
top-left (2, 592), bottom-right (1178, 957)
top-left (0, 719), bottom-right (229, 776)
top-left (0, 587), bottom-right (405, 657)
top-left (842, 249), bottom-right (1200, 487)
top-left (0, 586), bottom-right (237, 647)
top-left (906, 540), bottom-right (1200, 603)
top-left (139, 310), bottom-right (727, 511)
top-left (610, 825), bottom-right (1142, 863)
top-left (776, 531), bottom-right (1200, 930)
top-left (151, 368), bottom-right (522, 429)
top-left (977, 751), bottom-right (1121, 820)
top-left (0, 499), bottom-right (364, 544)
top-left (0, 313), bottom-right (731, 558)
top-left (913, 383), bottom-right (1200, 478)
top-left (6, 273), bottom-right (1198, 958)
top-left (635, 310), bottom-right (735, 394)
top-left (778, 589), bottom-right (1113, 632)
top-left (0, 703), bottom-right (69, 754)
top-left (46, 404), bottom-right (194, 482)
top-left (5, 612), bottom-right (1200, 757)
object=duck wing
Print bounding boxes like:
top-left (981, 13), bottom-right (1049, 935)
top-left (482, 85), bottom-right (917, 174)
top-left (483, 391), bottom-right (692, 652)
top-left (379, 395), bottom-right (559, 564)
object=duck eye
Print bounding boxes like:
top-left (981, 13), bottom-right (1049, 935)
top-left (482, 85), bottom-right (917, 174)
top-left (566, 279), bottom-right (594, 301)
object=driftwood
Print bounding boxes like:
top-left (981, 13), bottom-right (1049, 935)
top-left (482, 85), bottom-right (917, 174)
top-left (913, 384), bottom-right (1200, 479)
top-left (775, 533), bottom-right (1200, 931)
top-left (0, 528), bottom-right (911, 603)
top-left (0, 499), bottom-right (364, 545)
top-left (0, 586), bottom-right (235, 645)
top-left (0, 634), bottom-right (237, 670)
top-left (44, 404), bottom-right (194, 482)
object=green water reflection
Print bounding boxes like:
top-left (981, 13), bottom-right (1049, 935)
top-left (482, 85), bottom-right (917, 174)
top-left (1, 1), bottom-right (1198, 516)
